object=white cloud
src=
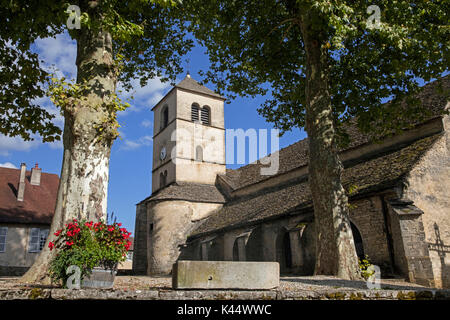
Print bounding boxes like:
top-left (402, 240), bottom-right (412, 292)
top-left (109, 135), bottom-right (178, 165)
top-left (48, 139), bottom-right (63, 150)
top-left (117, 77), bottom-right (171, 116)
top-left (122, 140), bottom-right (141, 150)
top-left (121, 135), bottom-right (153, 150)
top-left (141, 119), bottom-right (152, 128)
top-left (0, 162), bottom-right (18, 169)
top-left (34, 33), bottom-right (77, 79)
top-left (0, 135), bottom-right (41, 156)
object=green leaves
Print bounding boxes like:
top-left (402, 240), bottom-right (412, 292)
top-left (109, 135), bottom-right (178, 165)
top-left (1, 0), bottom-right (193, 142)
top-left (185, 0), bottom-right (449, 136)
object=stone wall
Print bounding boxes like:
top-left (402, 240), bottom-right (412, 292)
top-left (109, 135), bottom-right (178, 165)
top-left (403, 113), bottom-right (450, 288)
top-left (387, 200), bottom-right (435, 287)
top-left (349, 196), bottom-right (392, 271)
top-left (146, 200), bottom-right (222, 275)
top-left (132, 203), bottom-right (148, 275)
top-left (185, 214), bottom-right (317, 276)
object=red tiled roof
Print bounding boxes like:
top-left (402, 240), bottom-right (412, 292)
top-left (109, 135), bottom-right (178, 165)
top-left (0, 167), bottom-right (59, 224)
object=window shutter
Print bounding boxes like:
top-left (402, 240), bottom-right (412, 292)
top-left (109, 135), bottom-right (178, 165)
top-left (201, 108), bottom-right (210, 125)
top-left (191, 104), bottom-right (199, 122)
top-left (29, 228), bottom-right (40, 252)
top-left (0, 227), bottom-right (7, 252)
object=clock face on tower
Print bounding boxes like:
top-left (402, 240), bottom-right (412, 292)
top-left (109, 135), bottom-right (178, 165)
top-left (160, 146), bottom-right (167, 160)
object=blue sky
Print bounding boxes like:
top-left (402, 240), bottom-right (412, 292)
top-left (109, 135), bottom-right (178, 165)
top-left (0, 32), bottom-right (306, 235)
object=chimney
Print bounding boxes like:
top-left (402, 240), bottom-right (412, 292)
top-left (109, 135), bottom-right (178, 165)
top-left (17, 163), bottom-right (26, 201)
top-left (30, 163), bottom-right (42, 186)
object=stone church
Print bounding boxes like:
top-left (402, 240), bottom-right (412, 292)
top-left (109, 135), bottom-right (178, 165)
top-left (133, 74), bottom-right (449, 288)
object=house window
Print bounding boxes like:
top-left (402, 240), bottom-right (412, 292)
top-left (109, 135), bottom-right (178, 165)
top-left (160, 105), bottom-right (169, 130)
top-left (29, 228), bottom-right (49, 252)
top-left (191, 103), bottom-right (200, 122)
top-left (0, 227), bottom-right (7, 253)
top-left (201, 106), bottom-right (210, 125)
top-left (126, 251), bottom-right (133, 261)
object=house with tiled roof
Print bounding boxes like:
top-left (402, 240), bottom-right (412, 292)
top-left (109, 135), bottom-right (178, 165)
top-left (133, 75), bottom-right (450, 288)
top-left (0, 163), bottom-right (59, 276)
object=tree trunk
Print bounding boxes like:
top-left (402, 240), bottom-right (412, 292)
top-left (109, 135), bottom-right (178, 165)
top-left (21, 5), bottom-right (117, 284)
top-left (300, 15), bottom-right (361, 280)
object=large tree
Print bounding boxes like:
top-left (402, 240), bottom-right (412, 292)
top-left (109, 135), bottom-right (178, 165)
top-left (1, 0), bottom-right (192, 283)
top-left (185, 0), bottom-right (449, 279)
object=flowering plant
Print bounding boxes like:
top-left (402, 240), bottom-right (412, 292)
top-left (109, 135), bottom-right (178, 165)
top-left (48, 218), bottom-right (132, 286)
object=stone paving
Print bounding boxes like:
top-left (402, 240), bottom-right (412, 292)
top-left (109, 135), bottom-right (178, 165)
top-left (0, 275), bottom-right (449, 300)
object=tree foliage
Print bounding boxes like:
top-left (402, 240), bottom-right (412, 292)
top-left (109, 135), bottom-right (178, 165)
top-left (185, 0), bottom-right (449, 138)
top-left (0, 0), bottom-right (193, 141)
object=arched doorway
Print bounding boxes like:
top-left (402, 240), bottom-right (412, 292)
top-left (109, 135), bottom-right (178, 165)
top-left (276, 228), bottom-right (292, 274)
top-left (245, 227), bottom-right (263, 261)
top-left (350, 222), bottom-right (365, 260)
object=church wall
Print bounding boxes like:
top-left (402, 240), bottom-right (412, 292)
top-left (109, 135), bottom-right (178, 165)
top-left (152, 120), bottom-right (177, 193)
top-left (184, 194), bottom-right (398, 276)
top-left (174, 118), bottom-right (226, 185)
top-left (175, 120), bottom-right (225, 164)
top-left (348, 196), bottom-right (392, 271)
top-left (175, 159), bottom-right (226, 186)
top-left (146, 200), bottom-right (222, 275)
top-left (403, 113), bottom-right (450, 288)
top-left (152, 90), bottom-right (177, 136)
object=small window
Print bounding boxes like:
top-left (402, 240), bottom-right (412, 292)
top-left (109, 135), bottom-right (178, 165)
top-left (160, 105), bottom-right (169, 130)
top-left (191, 103), bottom-right (200, 122)
top-left (201, 106), bottom-right (210, 125)
top-left (0, 227), bottom-right (7, 253)
top-left (159, 170), bottom-right (167, 189)
top-left (29, 228), bottom-right (49, 253)
top-left (149, 223), bottom-right (154, 231)
top-left (195, 146), bottom-right (203, 162)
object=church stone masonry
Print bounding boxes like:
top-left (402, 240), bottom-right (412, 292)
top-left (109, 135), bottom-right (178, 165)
top-left (133, 75), bottom-right (450, 288)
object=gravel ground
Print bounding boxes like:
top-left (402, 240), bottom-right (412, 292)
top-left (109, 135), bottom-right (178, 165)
top-left (0, 275), bottom-right (429, 292)
top-left (113, 275), bottom-right (428, 291)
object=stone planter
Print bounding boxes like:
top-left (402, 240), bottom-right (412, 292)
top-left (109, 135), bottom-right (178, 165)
top-left (81, 266), bottom-right (117, 289)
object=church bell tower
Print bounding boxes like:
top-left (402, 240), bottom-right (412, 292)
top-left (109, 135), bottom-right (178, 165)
top-left (151, 74), bottom-right (226, 193)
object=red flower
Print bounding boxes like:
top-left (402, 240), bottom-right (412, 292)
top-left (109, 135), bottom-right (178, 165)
top-left (48, 242), bottom-right (55, 250)
top-left (66, 241), bottom-right (74, 246)
top-left (108, 227), bottom-right (114, 232)
top-left (54, 230), bottom-right (62, 237)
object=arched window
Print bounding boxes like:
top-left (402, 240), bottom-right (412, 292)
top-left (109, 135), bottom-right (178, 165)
top-left (201, 106), bottom-right (210, 125)
top-left (160, 105), bottom-right (169, 130)
top-left (195, 146), bottom-right (203, 162)
top-left (159, 170), bottom-right (167, 189)
top-left (191, 103), bottom-right (200, 122)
